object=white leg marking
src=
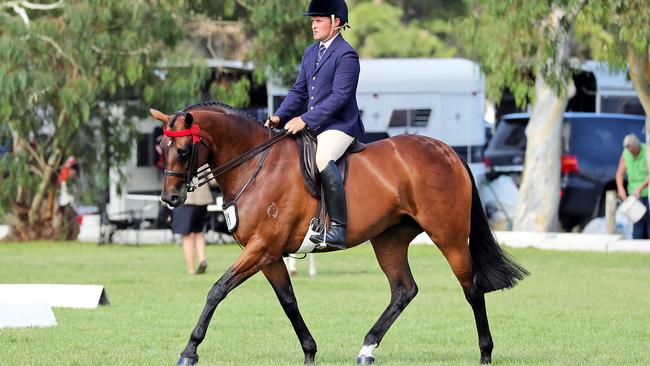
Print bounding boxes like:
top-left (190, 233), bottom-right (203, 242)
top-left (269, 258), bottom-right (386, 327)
top-left (358, 343), bottom-right (378, 358)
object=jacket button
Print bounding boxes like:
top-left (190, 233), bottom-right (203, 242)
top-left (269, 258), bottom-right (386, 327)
top-left (310, 106), bottom-right (314, 110)
top-left (310, 96), bottom-right (314, 100)
top-left (312, 76), bottom-right (316, 80)
top-left (311, 86), bottom-right (315, 90)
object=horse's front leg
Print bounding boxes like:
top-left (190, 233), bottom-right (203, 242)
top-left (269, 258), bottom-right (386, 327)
top-left (262, 259), bottom-right (317, 364)
top-left (177, 245), bottom-right (272, 366)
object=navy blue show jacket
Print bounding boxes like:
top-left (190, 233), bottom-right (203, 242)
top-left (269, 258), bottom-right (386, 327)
top-left (275, 35), bottom-right (365, 138)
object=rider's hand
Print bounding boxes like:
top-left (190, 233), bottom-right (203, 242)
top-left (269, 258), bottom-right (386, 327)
top-left (264, 115), bottom-right (280, 128)
top-left (285, 116), bottom-right (306, 134)
top-left (633, 187), bottom-right (642, 198)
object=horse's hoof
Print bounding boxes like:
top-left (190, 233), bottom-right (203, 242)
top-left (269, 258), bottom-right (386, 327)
top-left (480, 355), bottom-right (492, 364)
top-left (304, 352), bottom-right (316, 365)
top-left (177, 356), bottom-right (198, 366)
top-left (357, 355), bottom-right (375, 365)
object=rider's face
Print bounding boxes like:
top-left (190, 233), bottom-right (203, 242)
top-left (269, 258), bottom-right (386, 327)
top-left (311, 16), bottom-right (339, 42)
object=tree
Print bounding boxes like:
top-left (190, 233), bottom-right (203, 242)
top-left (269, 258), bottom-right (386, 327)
top-left (241, 0), bottom-right (464, 84)
top-left (0, 0), bottom-right (209, 240)
top-left (581, 1), bottom-right (650, 164)
top-left (462, 1), bottom-right (586, 231)
top-left (346, 1), bottom-right (457, 58)
top-left (392, 0), bottom-right (467, 22)
top-left (585, 0), bottom-right (650, 116)
top-left (235, 0), bottom-right (313, 86)
top-left (186, 0), bottom-right (253, 107)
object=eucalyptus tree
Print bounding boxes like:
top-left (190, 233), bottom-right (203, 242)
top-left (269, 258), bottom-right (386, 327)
top-left (241, 0), bottom-right (465, 83)
top-left (0, 0), bottom-right (208, 240)
top-left (347, 1), bottom-right (457, 58)
top-left (583, 1), bottom-right (650, 158)
top-left (462, 1), bottom-right (586, 231)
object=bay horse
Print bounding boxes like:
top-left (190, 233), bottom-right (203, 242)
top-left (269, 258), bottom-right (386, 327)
top-left (150, 102), bottom-right (527, 366)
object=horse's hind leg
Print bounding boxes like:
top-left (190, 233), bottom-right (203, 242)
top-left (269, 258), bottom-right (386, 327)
top-left (262, 259), bottom-right (317, 364)
top-left (465, 283), bottom-right (493, 364)
top-left (435, 235), bottom-right (493, 364)
top-left (357, 223), bottom-right (421, 365)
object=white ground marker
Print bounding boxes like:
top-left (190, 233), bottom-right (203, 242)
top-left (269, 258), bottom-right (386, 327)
top-left (0, 303), bottom-right (57, 329)
top-left (0, 284), bottom-right (110, 309)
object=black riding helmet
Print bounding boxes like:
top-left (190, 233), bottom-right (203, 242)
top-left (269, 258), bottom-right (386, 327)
top-left (304, 0), bottom-right (349, 28)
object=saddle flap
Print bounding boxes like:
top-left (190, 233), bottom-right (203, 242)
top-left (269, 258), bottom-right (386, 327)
top-left (295, 130), bottom-right (366, 198)
top-left (296, 131), bottom-right (320, 197)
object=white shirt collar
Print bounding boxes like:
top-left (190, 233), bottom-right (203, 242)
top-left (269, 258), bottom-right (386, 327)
top-left (320, 33), bottom-right (339, 50)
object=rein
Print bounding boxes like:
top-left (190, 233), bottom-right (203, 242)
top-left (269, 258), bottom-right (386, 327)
top-left (163, 120), bottom-right (291, 191)
top-left (194, 128), bottom-right (291, 187)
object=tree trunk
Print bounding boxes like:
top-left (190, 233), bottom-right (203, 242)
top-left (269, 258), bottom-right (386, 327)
top-left (513, 76), bottom-right (572, 231)
top-left (28, 149), bottom-right (62, 224)
top-left (5, 201), bottom-right (79, 241)
top-left (3, 145), bottom-right (79, 241)
top-left (513, 5), bottom-right (578, 232)
top-left (627, 47), bottom-right (650, 172)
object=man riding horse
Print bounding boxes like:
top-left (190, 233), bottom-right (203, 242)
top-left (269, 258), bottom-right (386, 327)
top-left (266, 0), bottom-right (364, 250)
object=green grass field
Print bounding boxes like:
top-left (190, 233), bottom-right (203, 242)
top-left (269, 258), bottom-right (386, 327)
top-left (0, 242), bottom-right (648, 366)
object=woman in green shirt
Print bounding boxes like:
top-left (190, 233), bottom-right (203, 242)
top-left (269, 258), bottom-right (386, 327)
top-left (616, 134), bottom-right (650, 239)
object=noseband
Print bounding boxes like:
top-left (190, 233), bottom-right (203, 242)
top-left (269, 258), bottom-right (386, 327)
top-left (163, 114), bottom-right (205, 192)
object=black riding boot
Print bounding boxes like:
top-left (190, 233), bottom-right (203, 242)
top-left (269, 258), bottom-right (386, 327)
top-left (310, 161), bottom-right (347, 249)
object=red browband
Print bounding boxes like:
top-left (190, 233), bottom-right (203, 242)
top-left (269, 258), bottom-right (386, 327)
top-left (163, 124), bottom-right (201, 143)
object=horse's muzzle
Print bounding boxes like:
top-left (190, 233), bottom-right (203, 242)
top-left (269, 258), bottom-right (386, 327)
top-left (161, 193), bottom-right (186, 208)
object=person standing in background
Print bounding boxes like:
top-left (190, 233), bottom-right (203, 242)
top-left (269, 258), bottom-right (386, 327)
top-left (616, 134), bottom-right (649, 239)
top-left (58, 156), bottom-right (81, 239)
top-left (171, 177), bottom-right (214, 274)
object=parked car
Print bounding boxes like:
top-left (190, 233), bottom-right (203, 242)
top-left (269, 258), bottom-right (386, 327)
top-left (483, 112), bottom-right (647, 230)
top-left (482, 114), bottom-right (528, 184)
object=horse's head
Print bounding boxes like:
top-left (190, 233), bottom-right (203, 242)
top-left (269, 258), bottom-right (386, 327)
top-left (150, 108), bottom-right (207, 207)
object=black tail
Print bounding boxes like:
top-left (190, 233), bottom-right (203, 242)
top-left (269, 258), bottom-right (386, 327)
top-left (459, 157), bottom-right (529, 293)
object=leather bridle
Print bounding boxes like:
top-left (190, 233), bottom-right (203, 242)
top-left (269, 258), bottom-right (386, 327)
top-left (162, 112), bottom-right (291, 193)
top-left (162, 112), bottom-right (207, 192)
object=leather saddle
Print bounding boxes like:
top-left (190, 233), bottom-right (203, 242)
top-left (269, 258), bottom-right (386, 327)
top-left (295, 129), bottom-right (366, 198)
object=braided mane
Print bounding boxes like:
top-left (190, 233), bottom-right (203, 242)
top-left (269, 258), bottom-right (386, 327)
top-left (182, 101), bottom-right (261, 125)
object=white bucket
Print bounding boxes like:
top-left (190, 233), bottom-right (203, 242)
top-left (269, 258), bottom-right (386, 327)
top-left (617, 196), bottom-right (647, 223)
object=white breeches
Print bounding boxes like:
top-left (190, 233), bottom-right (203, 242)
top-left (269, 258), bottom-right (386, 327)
top-left (315, 129), bottom-right (355, 171)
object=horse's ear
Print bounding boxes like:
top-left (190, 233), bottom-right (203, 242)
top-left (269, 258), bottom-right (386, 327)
top-left (149, 108), bottom-right (170, 124)
top-left (185, 112), bottom-right (193, 127)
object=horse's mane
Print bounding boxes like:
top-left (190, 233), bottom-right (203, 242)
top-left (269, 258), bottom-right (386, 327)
top-left (182, 101), bottom-right (261, 125)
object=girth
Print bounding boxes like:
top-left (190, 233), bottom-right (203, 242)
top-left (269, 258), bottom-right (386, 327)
top-left (295, 130), bottom-right (367, 198)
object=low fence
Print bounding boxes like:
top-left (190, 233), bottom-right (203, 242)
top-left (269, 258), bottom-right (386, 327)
top-left (2, 224), bottom-right (649, 252)
top-left (412, 231), bottom-right (650, 253)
